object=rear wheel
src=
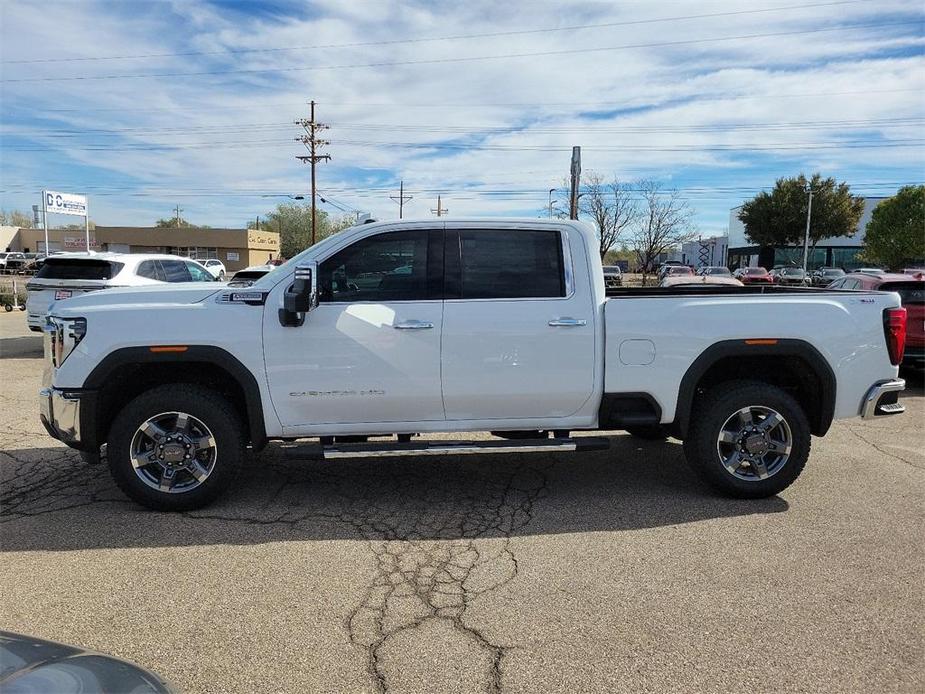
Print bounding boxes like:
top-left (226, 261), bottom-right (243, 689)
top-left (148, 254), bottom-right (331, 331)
top-left (683, 380), bottom-right (810, 498)
top-left (108, 384), bottom-right (244, 511)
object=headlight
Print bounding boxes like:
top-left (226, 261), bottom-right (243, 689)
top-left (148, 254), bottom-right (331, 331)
top-left (45, 316), bottom-right (87, 367)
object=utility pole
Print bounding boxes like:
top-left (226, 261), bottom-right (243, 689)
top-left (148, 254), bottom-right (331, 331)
top-left (548, 188), bottom-right (557, 217)
top-left (175, 204), bottom-right (183, 228)
top-left (568, 146), bottom-right (581, 220)
top-left (431, 194), bottom-right (447, 217)
top-left (296, 100), bottom-right (331, 245)
top-left (801, 184), bottom-right (813, 274)
top-left (389, 180), bottom-right (413, 219)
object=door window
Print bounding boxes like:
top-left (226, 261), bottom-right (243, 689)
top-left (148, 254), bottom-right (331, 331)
top-left (319, 230), bottom-right (435, 302)
top-left (160, 259), bottom-right (192, 282)
top-left (186, 261), bottom-right (215, 282)
top-left (450, 229), bottom-right (565, 299)
top-left (137, 260), bottom-right (167, 281)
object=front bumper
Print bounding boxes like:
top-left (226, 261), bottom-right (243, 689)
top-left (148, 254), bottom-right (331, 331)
top-left (860, 379), bottom-right (906, 419)
top-left (39, 387), bottom-right (95, 450)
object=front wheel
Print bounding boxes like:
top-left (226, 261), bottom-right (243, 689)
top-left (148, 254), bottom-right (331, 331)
top-left (108, 384), bottom-right (245, 511)
top-left (683, 380), bottom-right (810, 498)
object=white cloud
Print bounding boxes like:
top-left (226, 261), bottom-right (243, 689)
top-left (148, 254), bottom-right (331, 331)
top-left (1, 0), bottom-right (923, 229)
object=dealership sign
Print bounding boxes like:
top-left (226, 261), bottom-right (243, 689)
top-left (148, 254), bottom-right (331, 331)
top-left (44, 190), bottom-right (87, 217)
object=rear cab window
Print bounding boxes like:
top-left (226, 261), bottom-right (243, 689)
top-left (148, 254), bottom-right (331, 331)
top-left (881, 282), bottom-right (925, 305)
top-left (447, 228), bottom-right (565, 299)
top-left (35, 258), bottom-right (124, 281)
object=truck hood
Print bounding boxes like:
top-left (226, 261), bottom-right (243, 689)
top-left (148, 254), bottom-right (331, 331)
top-left (50, 283), bottom-right (223, 314)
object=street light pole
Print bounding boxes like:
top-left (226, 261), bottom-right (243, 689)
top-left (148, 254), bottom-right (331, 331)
top-left (548, 188), bottom-right (556, 217)
top-left (801, 185), bottom-right (813, 274)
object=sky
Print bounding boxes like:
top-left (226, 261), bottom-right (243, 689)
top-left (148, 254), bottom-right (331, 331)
top-left (1, 0), bottom-right (923, 235)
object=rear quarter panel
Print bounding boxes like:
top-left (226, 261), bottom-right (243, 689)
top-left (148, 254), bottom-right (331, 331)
top-left (604, 291), bottom-right (901, 423)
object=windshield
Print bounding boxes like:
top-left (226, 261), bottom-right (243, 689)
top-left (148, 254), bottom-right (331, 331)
top-left (746, 268), bottom-right (767, 275)
top-left (251, 229), bottom-right (352, 288)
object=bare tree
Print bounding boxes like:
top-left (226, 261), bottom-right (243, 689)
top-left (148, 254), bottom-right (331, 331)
top-left (576, 173), bottom-right (639, 259)
top-left (629, 180), bottom-right (697, 285)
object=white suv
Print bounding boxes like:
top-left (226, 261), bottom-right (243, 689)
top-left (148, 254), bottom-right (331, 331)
top-left (200, 258), bottom-right (226, 280)
top-left (26, 253), bottom-right (215, 331)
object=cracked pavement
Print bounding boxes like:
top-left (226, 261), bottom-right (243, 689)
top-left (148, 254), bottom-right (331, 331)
top-left (1, 313), bottom-right (923, 693)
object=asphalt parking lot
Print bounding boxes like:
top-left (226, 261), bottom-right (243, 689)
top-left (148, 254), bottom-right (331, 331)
top-left (1, 311), bottom-right (923, 694)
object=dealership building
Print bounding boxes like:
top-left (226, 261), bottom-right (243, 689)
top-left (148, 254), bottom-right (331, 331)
top-left (727, 197), bottom-right (885, 271)
top-left (4, 226), bottom-right (280, 272)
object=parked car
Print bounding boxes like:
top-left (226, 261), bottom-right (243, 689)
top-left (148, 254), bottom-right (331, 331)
top-left (735, 267), bottom-right (773, 285)
top-left (696, 266), bottom-right (732, 277)
top-left (902, 268), bottom-right (925, 276)
top-left (25, 253), bottom-right (217, 331)
top-left (662, 265), bottom-right (694, 280)
top-left (661, 274), bottom-right (743, 287)
top-left (828, 271), bottom-right (924, 369)
top-left (228, 264), bottom-right (275, 287)
top-left (811, 267), bottom-right (846, 287)
top-left (0, 252), bottom-right (26, 273)
top-left (200, 258), bottom-right (227, 280)
top-left (657, 261), bottom-right (686, 280)
top-left (0, 630), bottom-right (174, 693)
top-left (38, 218), bottom-right (906, 511)
top-left (855, 268), bottom-right (885, 275)
top-left (602, 265), bottom-right (623, 290)
top-left (776, 267), bottom-right (810, 286)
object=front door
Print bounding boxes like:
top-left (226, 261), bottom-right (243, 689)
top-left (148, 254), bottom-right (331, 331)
top-left (440, 225), bottom-right (597, 421)
top-left (264, 227), bottom-right (445, 431)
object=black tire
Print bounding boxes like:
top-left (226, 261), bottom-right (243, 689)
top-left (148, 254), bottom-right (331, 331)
top-left (108, 384), bottom-right (245, 511)
top-left (683, 380), bottom-right (810, 498)
top-left (3, 304), bottom-right (12, 312)
top-left (624, 424), bottom-right (668, 440)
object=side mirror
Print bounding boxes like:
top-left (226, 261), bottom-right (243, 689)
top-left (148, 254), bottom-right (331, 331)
top-left (279, 262), bottom-right (318, 327)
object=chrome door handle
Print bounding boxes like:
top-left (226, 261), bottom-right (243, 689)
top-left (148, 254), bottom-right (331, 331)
top-left (548, 318), bottom-right (587, 327)
top-left (394, 320), bottom-right (434, 330)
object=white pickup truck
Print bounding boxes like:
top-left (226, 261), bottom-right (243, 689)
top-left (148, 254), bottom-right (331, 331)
top-left (39, 218), bottom-right (908, 510)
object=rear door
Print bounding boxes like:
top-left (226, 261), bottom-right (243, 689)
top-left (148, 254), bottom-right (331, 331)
top-left (26, 258), bottom-right (125, 323)
top-left (440, 225), bottom-right (596, 420)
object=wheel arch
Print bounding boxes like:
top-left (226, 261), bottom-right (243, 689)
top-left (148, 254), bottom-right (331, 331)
top-left (85, 346), bottom-right (267, 451)
top-left (674, 339), bottom-right (836, 439)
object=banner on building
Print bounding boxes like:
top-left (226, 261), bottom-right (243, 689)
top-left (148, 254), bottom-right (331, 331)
top-left (44, 190), bottom-right (87, 217)
top-left (63, 235), bottom-right (97, 249)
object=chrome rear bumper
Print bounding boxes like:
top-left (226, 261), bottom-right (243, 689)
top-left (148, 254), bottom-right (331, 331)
top-left (861, 379), bottom-right (906, 419)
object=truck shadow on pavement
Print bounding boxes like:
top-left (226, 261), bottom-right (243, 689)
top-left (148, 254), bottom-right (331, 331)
top-left (0, 434), bottom-right (787, 691)
top-left (1, 434), bottom-right (787, 553)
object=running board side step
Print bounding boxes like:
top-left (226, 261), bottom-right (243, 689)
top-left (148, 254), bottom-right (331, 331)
top-left (281, 437), bottom-right (610, 460)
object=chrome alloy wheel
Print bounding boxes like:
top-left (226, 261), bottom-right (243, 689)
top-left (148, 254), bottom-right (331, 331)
top-left (129, 411), bottom-right (217, 494)
top-left (716, 405), bottom-right (792, 481)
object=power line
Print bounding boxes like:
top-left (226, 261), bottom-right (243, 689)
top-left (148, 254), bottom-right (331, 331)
top-left (23, 88), bottom-right (923, 114)
top-left (16, 116), bottom-right (924, 138)
top-left (0, 1), bottom-right (872, 65)
top-left (2, 20), bottom-right (916, 83)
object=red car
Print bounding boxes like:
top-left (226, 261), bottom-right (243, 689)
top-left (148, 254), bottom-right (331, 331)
top-left (736, 267), bottom-right (773, 285)
top-left (829, 271), bottom-right (925, 369)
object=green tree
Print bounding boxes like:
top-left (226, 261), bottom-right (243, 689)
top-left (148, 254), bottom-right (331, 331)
top-left (255, 203), bottom-right (352, 258)
top-left (0, 209), bottom-right (34, 228)
top-left (861, 185), bottom-right (925, 270)
top-left (738, 173), bottom-right (865, 249)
